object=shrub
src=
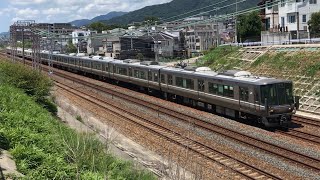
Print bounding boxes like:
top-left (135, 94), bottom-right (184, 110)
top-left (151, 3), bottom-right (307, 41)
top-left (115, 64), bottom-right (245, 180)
top-left (0, 84), bottom-right (156, 179)
top-left (0, 61), bottom-right (53, 101)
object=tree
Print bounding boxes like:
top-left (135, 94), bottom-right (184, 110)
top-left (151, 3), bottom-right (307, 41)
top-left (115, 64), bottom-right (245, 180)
top-left (144, 16), bottom-right (159, 25)
top-left (308, 11), bottom-right (320, 37)
top-left (237, 11), bottom-right (262, 42)
top-left (66, 40), bottom-right (77, 53)
top-left (136, 53), bottom-right (144, 60)
top-left (88, 22), bottom-right (106, 33)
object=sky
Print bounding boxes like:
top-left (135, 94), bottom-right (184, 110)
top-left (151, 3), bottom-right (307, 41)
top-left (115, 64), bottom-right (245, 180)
top-left (0, 0), bottom-right (172, 32)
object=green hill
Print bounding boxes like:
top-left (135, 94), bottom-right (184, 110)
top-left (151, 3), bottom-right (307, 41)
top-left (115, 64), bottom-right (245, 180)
top-left (104, 0), bottom-right (261, 25)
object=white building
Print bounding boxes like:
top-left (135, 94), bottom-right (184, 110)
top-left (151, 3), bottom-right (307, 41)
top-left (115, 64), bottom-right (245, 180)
top-left (262, 0), bottom-right (320, 33)
top-left (260, 0), bottom-right (320, 44)
top-left (72, 30), bottom-right (94, 45)
top-left (278, 0), bottom-right (319, 33)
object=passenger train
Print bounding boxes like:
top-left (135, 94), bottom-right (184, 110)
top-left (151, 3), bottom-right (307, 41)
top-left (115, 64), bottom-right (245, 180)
top-left (6, 47), bottom-right (299, 128)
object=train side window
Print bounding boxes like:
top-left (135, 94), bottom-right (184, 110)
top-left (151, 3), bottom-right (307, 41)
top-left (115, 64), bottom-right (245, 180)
top-left (198, 79), bottom-right (205, 92)
top-left (168, 75), bottom-right (173, 85)
top-left (229, 86), bottom-right (234, 98)
top-left (140, 71), bottom-right (146, 79)
top-left (129, 68), bottom-right (132, 76)
top-left (208, 82), bottom-right (218, 94)
top-left (154, 73), bottom-right (158, 82)
top-left (186, 79), bottom-right (194, 89)
top-left (218, 85), bottom-right (224, 96)
top-left (176, 77), bottom-right (183, 87)
top-left (148, 71), bottom-right (152, 81)
top-left (161, 74), bottom-right (166, 83)
top-left (240, 87), bottom-right (249, 102)
top-left (134, 70), bottom-right (139, 78)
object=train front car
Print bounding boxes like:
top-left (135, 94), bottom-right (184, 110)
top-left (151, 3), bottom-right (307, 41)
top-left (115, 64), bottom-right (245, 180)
top-left (258, 80), bottom-right (298, 127)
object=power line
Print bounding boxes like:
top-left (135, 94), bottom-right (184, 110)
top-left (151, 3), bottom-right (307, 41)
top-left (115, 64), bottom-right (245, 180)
top-left (160, 0), bottom-right (230, 22)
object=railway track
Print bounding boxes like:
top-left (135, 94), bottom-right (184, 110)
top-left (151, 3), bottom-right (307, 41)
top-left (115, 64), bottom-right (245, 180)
top-left (49, 68), bottom-right (320, 173)
top-left (276, 129), bottom-right (320, 145)
top-left (55, 81), bottom-right (280, 180)
top-left (292, 115), bottom-right (320, 128)
top-left (3, 52), bottom-right (320, 176)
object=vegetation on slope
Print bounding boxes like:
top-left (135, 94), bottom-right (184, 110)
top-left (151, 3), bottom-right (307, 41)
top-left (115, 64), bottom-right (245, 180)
top-left (197, 46), bottom-right (241, 71)
top-left (0, 60), bottom-right (156, 179)
top-left (249, 51), bottom-right (320, 77)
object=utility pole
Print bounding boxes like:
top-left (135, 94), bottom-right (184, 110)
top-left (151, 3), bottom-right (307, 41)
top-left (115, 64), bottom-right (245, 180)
top-left (22, 27), bottom-right (25, 65)
top-left (235, 0), bottom-right (238, 44)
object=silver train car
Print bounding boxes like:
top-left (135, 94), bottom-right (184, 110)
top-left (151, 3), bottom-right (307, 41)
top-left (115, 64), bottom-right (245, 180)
top-left (7, 47), bottom-right (299, 127)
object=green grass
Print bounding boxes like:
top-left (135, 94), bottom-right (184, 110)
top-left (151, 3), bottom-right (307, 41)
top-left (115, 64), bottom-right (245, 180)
top-left (0, 60), bottom-right (156, 179)
top-left (199, 46), bottom-right (241, 71)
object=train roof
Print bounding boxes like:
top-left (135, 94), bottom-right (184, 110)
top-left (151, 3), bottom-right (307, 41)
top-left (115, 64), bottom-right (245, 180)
top-left (162, 67), bottom-right (291, 85)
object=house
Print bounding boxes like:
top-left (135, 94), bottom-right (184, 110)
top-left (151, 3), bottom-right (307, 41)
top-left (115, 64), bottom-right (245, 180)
top-left (103, 36), bottom-right (121, 58)
top-left (259, 0), bottom-right (320, 44)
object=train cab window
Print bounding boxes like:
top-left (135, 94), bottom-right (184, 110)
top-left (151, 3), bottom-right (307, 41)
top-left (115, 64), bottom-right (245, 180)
top-left (240, 87), bottom-right (249, 102)
top-left (261, 85), bottom-right (277, 105)
top-left (153, 73), bottom-right (158, 82)
top-left (161, 74), bottom-right (166, 83)
top-left (168, 75), bottom-right (173, 85)
top-left (285, 83), bottom-right (294, 104)
top-left (198, 79), bottom-right (205, 92)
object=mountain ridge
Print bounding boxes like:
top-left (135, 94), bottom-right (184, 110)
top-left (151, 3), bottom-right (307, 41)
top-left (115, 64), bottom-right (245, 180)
top-left (69, 11), bottom-right (128, 27)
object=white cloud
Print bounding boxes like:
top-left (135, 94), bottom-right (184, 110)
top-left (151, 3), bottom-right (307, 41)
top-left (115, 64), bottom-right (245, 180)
top-left (1, 0), bottom-right (172, 32)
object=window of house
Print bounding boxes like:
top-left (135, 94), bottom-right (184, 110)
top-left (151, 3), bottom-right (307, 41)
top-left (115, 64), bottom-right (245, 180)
top-left (267, 2), bottom-right (272, 9)
top-left (310, 0), bottom-right (317, 4)
top-left (281, 0), bottom-right (285, 7)
top-left (302, 15), bottom-right (307, 23)
top-left (288, 15), bottom-right (296, 23)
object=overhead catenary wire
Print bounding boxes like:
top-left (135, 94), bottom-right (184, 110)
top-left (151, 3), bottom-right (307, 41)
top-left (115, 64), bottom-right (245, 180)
top-left (160, 0), bottom-right (230, 22)
top-left (170, 0), bottom-right (295, 29)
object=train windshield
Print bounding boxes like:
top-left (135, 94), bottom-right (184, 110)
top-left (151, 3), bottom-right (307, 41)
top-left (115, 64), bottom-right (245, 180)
top-left (261, 83), bottom-right (293, 105)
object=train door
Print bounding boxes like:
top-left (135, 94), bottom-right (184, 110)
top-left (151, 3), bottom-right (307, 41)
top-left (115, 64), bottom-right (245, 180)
top-left (148, 70), bottom-right (152, 89)
top-left (198, 79), bottom-right (205, 100)
top-left (128, 67), bottom-right (132, 82)
top-left (239, 86), bottom-right (250, 112)
top-left (254, 87), bottom-right (261, 113)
